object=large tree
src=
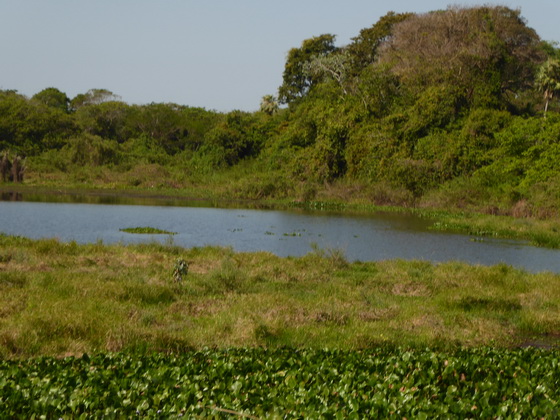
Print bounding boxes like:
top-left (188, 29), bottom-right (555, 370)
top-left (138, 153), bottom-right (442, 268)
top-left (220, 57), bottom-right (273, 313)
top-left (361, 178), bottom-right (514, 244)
top-left (32, 87), bottom-right (70, 113)
top-left (278, 34), bottom-right (337, 104)
top-left (70, 89), bottom-right (120, 110)
top-left (0, 90), bottom-right (74, 154)
top-left (378, 6), bottom-right (544, 108)
top-left (74, 101), bottom-right (132, 142)
top-left (129, 103), bottom-right (188, 154)
top-left (346, 11), bottom-right (412, 76)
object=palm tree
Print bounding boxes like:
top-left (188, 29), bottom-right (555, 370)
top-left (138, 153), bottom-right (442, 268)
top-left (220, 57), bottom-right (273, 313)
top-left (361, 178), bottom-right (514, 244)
top-left (536, 59), bottom-right (560, 118)
top-left (259, 95), bottom-right (279, 116)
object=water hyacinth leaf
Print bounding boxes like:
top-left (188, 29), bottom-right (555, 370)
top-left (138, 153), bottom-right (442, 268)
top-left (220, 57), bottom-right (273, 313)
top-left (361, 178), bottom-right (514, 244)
top-left (0, 348), bottom-right (559, 417)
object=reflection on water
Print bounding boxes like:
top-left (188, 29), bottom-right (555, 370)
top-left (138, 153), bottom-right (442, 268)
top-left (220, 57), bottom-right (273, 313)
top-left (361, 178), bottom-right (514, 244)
top-left (1, 192), bottom-right (22, 202)
top-left (0, 190), bottom-right (281, 209)
top-left (1, 192), bottom-right (559, 273)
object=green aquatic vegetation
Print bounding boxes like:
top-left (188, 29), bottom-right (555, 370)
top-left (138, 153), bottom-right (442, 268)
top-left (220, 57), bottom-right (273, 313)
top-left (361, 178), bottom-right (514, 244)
top-left (0, 347), bottom-right (559, 417)
top-left (120, 227), bottom-right (176, 235)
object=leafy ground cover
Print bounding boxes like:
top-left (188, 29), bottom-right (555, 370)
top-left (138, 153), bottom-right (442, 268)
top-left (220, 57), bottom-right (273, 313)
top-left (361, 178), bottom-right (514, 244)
top-left (1, 347), bottom-right (559, 418)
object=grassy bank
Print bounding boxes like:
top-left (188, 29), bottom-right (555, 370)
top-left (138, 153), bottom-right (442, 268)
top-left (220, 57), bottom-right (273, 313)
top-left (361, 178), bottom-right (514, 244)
top-left (423, 210), bottom-right (560, 248)
top-left (1, 234), bottom-right (559, 359)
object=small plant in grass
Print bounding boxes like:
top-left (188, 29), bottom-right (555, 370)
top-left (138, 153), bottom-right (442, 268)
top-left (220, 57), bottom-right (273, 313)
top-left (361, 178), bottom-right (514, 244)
top-left (309, 242), bottom-right (349, 268)
top-left (172, 258), bottom-right (189, 283)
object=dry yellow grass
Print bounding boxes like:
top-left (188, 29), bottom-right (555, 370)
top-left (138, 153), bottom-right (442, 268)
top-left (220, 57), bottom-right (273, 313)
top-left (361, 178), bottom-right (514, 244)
top-left (0, 234), bottom-right (559, 358)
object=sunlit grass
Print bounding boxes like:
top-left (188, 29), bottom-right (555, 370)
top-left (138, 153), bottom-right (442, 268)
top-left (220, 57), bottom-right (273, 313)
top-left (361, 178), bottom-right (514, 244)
top-left (0, 234), bottom-right (559, 358)
top-left (429, 211), bottom-right (560, 248)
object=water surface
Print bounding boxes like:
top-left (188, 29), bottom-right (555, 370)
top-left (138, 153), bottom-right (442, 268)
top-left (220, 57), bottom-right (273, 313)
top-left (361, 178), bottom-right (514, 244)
top-left (1, 198), bottom-right (559, 273)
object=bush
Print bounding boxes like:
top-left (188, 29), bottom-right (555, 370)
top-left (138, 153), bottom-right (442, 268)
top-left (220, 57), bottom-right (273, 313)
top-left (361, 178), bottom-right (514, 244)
top-left (66, 134), bottom-right (121, 166)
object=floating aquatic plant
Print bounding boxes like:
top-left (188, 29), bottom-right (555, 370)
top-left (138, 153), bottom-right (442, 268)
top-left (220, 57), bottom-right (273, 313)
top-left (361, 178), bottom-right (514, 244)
top-left (120, 227), bottom-right (176, 234)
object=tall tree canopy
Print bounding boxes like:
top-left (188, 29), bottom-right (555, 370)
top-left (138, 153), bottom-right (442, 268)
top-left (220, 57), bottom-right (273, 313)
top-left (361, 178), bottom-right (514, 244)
top-left (278, 34), bottom-right (337, 104)
top-left (378, 6), bottom-right (544, 108)
top-left (71, 89), bottom-right (120, 110)
top-left (32, 87), bottom-right (70, 113)
top-left (346, 11), bottom-right (412, 76)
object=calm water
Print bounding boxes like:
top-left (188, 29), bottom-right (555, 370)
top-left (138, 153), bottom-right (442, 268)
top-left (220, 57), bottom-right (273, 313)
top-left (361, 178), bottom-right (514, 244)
top-left (1, 197), bottom-right (560, 273)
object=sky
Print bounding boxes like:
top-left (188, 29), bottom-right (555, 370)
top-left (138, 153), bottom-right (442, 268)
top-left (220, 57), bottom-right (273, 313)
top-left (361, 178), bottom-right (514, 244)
top-left (2, 0), bottom-right (560, 112)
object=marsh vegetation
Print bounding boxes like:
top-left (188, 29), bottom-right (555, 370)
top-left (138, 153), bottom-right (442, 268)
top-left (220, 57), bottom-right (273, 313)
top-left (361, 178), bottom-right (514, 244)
top-left (1, 234), bottom-right (558, 358)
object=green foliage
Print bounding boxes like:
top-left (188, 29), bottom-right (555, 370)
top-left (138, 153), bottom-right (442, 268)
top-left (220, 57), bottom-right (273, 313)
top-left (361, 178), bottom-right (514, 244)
top-left (400, 85), bottom-right (464, 142)
top-left (0, 90), bottom-right (75, 154)
top-left (119, 134), bottom-right (171, 166)
top-left (345, 122), bottom-right (395, 181)
top-left (278, 34), bottom-right (338, 104)
top-left (2, 5), bottom-right (560, 216)
top-left (65, 134), bottom-right (120, 166)
top-left (535, 58), bottom-right (560, 116)
top-left (74, 100), bottom-right (132, 142)
top-left (180, 106), bottom-right (222, 151)
top-left (1, 348), bottom-right (559, 417)
top-left (203, 110), bottom-right (266, 166)
top-left (128, 103), bottom-right (188, 154)
top-left (259, 94), bottom-right (279, 115)
top-left (523, 142), bottom-right (560, 187)
top-left (172, 258), bottom-right (189, 283)
top-left (379, 6), bottom-right (544, 109)
top-left (353, 63), bottom-right (400, 117)
top-left (31, 87), bottom-right (70, 113)
top-left (454, 108), bottom-right (512, 173)
top-left (303, 105), bottom-right (351, 182)
top-left (347, 11), bottom-right (413, 75)
top-left (70, 88), bottom-right (119, 110)
top-left (120, 227), bottom-right (176, 235)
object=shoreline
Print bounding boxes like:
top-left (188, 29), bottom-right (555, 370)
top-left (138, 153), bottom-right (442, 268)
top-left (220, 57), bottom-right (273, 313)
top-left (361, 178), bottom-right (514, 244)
top-left (2, 183), bottom-right (560, 249)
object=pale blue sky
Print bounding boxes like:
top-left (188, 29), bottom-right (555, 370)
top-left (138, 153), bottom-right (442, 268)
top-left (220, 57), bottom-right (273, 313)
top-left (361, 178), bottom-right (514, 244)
top-left (2, 0), bottom-right (559, 112)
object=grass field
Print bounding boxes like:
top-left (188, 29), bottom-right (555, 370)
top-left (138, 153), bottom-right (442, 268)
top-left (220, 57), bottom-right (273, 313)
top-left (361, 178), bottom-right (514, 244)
top-left (1, 234), bottom-right (559, 358)
top-left (1, 234), bottom-right (559, 416)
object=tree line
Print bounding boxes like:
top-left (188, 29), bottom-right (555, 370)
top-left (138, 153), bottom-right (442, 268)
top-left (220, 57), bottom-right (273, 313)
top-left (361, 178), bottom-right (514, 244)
top-left (2, 6), bottom-right (560, 215)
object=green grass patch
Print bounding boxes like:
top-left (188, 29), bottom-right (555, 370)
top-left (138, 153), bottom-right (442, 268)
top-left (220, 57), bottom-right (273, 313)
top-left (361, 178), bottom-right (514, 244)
top-left (120, 226), bottom-right (176, 234)
top-left (427, 210), bottom-right (560, 248)
top-left (0, 234), bottom-right (559, 359)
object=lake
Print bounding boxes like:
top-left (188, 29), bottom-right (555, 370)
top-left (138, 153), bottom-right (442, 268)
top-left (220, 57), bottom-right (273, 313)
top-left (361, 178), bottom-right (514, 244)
top-left (1, 194), bottom-right (559, 273)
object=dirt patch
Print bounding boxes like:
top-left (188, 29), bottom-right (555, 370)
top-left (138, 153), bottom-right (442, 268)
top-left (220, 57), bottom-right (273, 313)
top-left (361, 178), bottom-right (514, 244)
top-left (358, 308), bottom-right (399, 322)
top-left (517, 332), bottom-right (560, 349)
top-left (168, 300), bottom-right (223, 317)
top-left (189, 260), bottom-right (221, 275)
top-left (391, 282), bottom-right (431, 297)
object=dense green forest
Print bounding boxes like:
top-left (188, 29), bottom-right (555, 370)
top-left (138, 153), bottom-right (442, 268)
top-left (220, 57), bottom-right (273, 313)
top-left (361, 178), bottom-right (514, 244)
top-left (2, 5), bottom-right (560, 216)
